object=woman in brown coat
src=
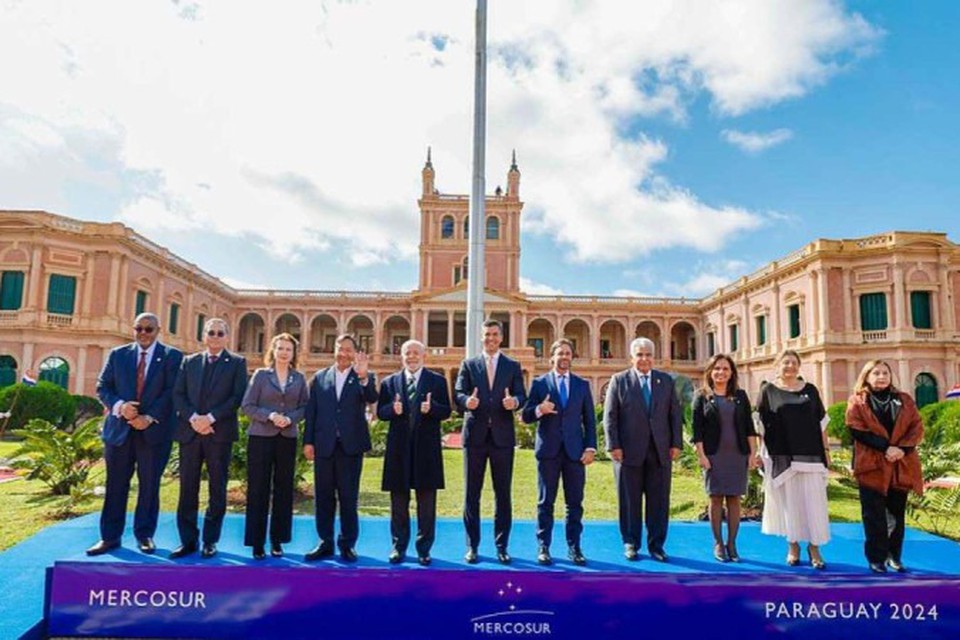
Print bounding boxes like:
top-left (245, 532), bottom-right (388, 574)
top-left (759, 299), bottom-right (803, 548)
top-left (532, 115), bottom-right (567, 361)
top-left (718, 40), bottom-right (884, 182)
top-left (845, 359), bottom-right (924, 573)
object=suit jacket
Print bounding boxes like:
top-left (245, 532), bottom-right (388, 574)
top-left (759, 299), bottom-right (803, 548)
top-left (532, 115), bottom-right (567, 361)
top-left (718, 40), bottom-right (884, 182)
top-left (455, 352), bottom-right (526, 449)
top-left (377, 368), bottom-right (452, 491)
top-left (241, 368), bottom-right (310, 439)
top-left (690, 389), bottom-right (756, 455)
top-left (522, 371), bottom-right (597, 460)
top-left (97, 342), bottom-right (183, 447)
top-left (846, 391), bottom-right (924, 495)
top-left (304, 366), bottom-right (377, 457)
top-left (173, 350), bottom-right (248, 444)
top-left (603, 368), bottom-right (682, 466)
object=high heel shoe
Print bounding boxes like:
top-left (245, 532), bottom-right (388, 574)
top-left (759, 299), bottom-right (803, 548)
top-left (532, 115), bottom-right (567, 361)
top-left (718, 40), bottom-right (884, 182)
top-left (726, 544), bottom-right (740, 563)
top-left (786, 543), bottom-right (800, 567)
top-left (713, 543), bottom-right (729, 563)
top-left (807, 545), bottom-right (826, 571)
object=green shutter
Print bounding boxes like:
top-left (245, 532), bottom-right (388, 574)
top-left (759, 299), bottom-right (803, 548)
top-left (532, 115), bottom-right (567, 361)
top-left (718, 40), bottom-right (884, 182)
top-left (729, 325), bottom-right (739, 351)
top-left (169, 303), bottom-right (180, 335)
top-left (910, 292), bottom-right (932, 329)
top-left (859, 293), bottom-right (887, 331)
top-left (788, 304), bottom-right (801, 338)
top-left (0, 271), bottom-right (25, 310)
top-left (196, 314), bottom-right (206, 342)
top-left (47, 275), bottom-right (76, 315)
top-left (135, 290), bottom-right (148, 315)
top-left (707, 332), bottom-right (715, 357)
top-left (756, 316), bottom-right (766, 346)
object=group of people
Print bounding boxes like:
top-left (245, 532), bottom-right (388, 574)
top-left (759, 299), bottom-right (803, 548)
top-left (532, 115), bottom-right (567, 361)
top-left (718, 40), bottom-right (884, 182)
top-left (86, 313), bottom-right (925, 573)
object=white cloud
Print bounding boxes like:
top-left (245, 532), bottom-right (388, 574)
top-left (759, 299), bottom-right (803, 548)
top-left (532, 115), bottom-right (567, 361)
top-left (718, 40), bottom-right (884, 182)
top-left (674, 260), bottom-right (752, 297)
top-left (721, 128), bottom-right (794, 153)
top-left (519, 277), bottom-right (564, 296)
top-left (0, 1), bottom-right (881, 269)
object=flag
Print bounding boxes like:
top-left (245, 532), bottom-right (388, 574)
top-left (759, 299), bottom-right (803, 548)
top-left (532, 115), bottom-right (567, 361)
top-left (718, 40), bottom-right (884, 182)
top-left (21, 373), bottom-right (37, 386)
top-left (946, 384), bottom-right (960, 400)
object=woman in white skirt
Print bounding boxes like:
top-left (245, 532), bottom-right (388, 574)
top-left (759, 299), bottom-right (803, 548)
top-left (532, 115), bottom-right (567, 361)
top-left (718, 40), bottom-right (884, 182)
top-left (756, 349), bottom-right (831, 569)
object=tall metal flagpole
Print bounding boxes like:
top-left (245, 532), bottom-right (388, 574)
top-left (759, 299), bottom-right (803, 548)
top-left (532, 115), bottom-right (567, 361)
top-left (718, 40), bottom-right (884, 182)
top-left (465, 0), bottom-right (487, 358)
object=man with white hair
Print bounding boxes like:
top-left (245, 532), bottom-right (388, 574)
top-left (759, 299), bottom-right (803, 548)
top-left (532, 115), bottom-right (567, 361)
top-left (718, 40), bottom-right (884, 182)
top-left (376, 340), bottom-right (452, 566)
top-left (603, 336), bottom-right (682, 562)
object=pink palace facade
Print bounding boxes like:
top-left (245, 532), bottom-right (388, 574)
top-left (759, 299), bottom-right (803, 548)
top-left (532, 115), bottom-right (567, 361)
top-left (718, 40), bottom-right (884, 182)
top-left (1, 155), bottom-right (958, 407)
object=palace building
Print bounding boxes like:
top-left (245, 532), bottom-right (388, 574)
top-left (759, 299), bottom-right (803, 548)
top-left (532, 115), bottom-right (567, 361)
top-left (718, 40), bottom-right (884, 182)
top-left (1, 154), bottom-right (958, 407)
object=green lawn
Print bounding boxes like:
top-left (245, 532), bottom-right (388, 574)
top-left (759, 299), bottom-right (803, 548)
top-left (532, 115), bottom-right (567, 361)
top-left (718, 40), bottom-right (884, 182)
top-left (7, 447), bottom-right (943, 552)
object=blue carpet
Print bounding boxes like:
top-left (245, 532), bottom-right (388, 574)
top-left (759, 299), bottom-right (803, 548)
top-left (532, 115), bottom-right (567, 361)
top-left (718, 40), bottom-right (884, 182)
top-left (2, 513), bottom-right (959, 639)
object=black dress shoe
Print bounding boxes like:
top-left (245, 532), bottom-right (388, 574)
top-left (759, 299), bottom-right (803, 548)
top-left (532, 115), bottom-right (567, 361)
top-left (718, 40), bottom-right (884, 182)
top-left (869, 562), bottom-right (887, 573)
top-left (86, 540), bottom-right (120, 556)
top-left (417, 555), bottom-right (431, 566)
top-left (201, 543), bottom-right (217, 559)
top-left (496, 549), bottom-right (512, 565)
top-left (536, 546), bottom-right (552, 566)
top-left (568, 546), bottom-right (587, 566)
top-left (169, 543), bottom-right (198, 559)
top-left (340, 547), bottom-right (358, 562)
top-left (650, 550), bottom-right (669, 563)
top-left (137, 538), bottom-right (156, 554)
top-left (270, 542), bottom-right (284, 558)
top-left (252, 546), bottom-right (266, 560)
top-left (624, 544), bottom-right (639, 561)
top-left (388, 549), bottom-right (405, 564)
top-left (886, 557), bottom-right (906, 573)
top-left (464, 547), bottom-right (479, 564)
top-left (305, 542), bottom-right (334, 561)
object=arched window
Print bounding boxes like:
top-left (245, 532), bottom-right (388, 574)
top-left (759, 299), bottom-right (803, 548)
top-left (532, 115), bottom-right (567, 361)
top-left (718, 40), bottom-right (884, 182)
top-left (0, 355), bottom-right (17, 388)
top-left (915, 373), bottom-right (939, 408)
top-left (486, 216), bottom-right (500, 240)
top-left (39, 356), bottom-right (70, 390)
top-left (441, 215), bottom-right (454, 239)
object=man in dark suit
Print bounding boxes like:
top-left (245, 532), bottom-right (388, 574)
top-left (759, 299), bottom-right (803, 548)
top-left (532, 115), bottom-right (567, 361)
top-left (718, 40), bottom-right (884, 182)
top-left (377, 339), bottom-right (451, 566)
top-left (455, 319), bottom-right (526, 564)
top-left (87, 313), bottom-right (183, 556)
top-left (522, 339), bottom-right (596, 566)
top-left (303, 334), bottom-right (377, 562)
top-left (603, 336), bottom-right (682, 562)
top-left (170, 318), bottom-right (248, 559)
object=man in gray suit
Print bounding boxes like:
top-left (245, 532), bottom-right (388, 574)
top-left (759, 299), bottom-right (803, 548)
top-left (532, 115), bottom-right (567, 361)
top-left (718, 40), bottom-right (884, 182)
top-left (603, 337), bottom-right (682, 562)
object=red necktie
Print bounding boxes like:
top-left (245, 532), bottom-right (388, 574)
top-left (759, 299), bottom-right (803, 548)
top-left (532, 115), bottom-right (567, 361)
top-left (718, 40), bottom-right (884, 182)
top-left (136, 350), bottom-right (147, 401)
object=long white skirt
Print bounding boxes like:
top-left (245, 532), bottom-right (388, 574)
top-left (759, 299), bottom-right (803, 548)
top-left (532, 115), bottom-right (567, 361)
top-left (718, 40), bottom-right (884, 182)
top-left (761, 462), bottom-right (831, 546)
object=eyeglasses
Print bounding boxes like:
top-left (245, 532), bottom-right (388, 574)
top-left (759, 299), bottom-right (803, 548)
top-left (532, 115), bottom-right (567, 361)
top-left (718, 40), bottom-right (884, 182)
top-left (207, 330), bottom-right (226, 337)
top-left (134, 326), bottom-right (156, 334)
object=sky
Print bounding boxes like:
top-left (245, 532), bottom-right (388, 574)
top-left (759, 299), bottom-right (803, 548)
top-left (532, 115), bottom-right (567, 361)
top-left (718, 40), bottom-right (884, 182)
top-left (1, 1), bottom-right (957, 298)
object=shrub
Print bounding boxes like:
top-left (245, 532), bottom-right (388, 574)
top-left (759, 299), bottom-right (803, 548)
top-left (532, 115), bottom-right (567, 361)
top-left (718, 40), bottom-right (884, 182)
top-left (10, 418), bottom-right (103, 495)
top-left (368, 419), bottom-right (389, 457)
top-left (826, 401), bottom-right (852, 447)
top-left (920, 401), bottom-right (960, 448)
top-left (0, 382), bottom-right (77, 432)
top-left (73, 395), bottom-right (105, 427)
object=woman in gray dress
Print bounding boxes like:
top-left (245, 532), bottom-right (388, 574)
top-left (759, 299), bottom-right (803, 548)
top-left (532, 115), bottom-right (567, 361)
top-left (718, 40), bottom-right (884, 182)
top-left (691, 354), bottom-right (760, 562)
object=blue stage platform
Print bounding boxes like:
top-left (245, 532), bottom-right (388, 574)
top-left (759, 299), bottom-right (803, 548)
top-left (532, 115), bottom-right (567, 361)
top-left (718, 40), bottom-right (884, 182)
top-left (2, 513), bottom-right (959, 638)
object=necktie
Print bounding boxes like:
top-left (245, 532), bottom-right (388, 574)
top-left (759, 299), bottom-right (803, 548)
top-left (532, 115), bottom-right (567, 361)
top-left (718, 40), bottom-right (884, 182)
top-left (209, 354), bottom-right (219, 365)
top-left (486, 355), bottom-right (495, 390)
top-left (558, 374), bottom-right (568, 409)
top-left (136, 350), bottom-right (147, 401)
top-left (406, 374), bottom-right (418, 403)
top-left (641, 374), bottom-right (652, 407)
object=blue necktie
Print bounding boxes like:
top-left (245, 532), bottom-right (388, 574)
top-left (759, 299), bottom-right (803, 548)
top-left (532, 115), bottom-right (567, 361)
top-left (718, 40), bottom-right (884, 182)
top-left (641, 375), bottom-right (652, 407)
top-left (558, 375), bottom-right (568, 409)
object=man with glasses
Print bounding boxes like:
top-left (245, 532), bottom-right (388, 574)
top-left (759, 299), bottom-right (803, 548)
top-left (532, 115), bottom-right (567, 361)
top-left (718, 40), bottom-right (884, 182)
top-left (87, 313), bottom-right (183, 556)
top-left (170, 318), bottom-right (248, 559)
top-left (603, 337), bottom-right (682, 563)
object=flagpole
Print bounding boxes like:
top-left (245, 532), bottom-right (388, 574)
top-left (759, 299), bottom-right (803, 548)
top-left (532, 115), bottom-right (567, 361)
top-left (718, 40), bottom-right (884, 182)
top-left (465, 0), bottom-right (487, 359)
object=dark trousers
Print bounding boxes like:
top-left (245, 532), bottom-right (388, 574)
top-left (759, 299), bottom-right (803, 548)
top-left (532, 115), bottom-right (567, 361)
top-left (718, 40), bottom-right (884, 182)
top-left (859, 485), bottom-right (908, 564)
top-left (100, 430), bottom-right (163, 542)
top-left (615, 444), bottom-right (671, 552)
top-left (313, 442), bottom-right (363, 549)
top-left (244, 435), bottom-right (297, 548)
top-left (390, 489), bottom-right (437, 556)
top-left (176, 436), bottom-right (233, 546)
top-left (463, 442), bottom-right (514, 550)
top-left (536, 452), bottom-right (586, 548)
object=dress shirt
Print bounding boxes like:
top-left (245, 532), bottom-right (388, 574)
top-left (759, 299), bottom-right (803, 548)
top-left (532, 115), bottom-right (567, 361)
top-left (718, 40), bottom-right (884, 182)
top-left (335, 365), bottom-right (352, 401)
top-left (405, 367), bottom-right (422, 388)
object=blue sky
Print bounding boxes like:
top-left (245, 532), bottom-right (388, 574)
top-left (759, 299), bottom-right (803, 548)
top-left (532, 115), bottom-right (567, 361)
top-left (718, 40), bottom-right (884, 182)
top-left (1, 1), bottom-right (957, 297)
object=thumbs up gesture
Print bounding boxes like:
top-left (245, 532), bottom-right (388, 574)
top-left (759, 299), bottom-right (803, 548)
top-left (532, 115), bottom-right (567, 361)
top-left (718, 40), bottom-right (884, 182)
top-left (465, 387), bottom-right (480, 410)
top-left (539, 393), bottom-right (556, 416)
top-left (502, 387), bottom-right (517, 411)
top-left (420, 391), bottom-right (432, 414)
top-left (393, 392), bottom-right (404, 416)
